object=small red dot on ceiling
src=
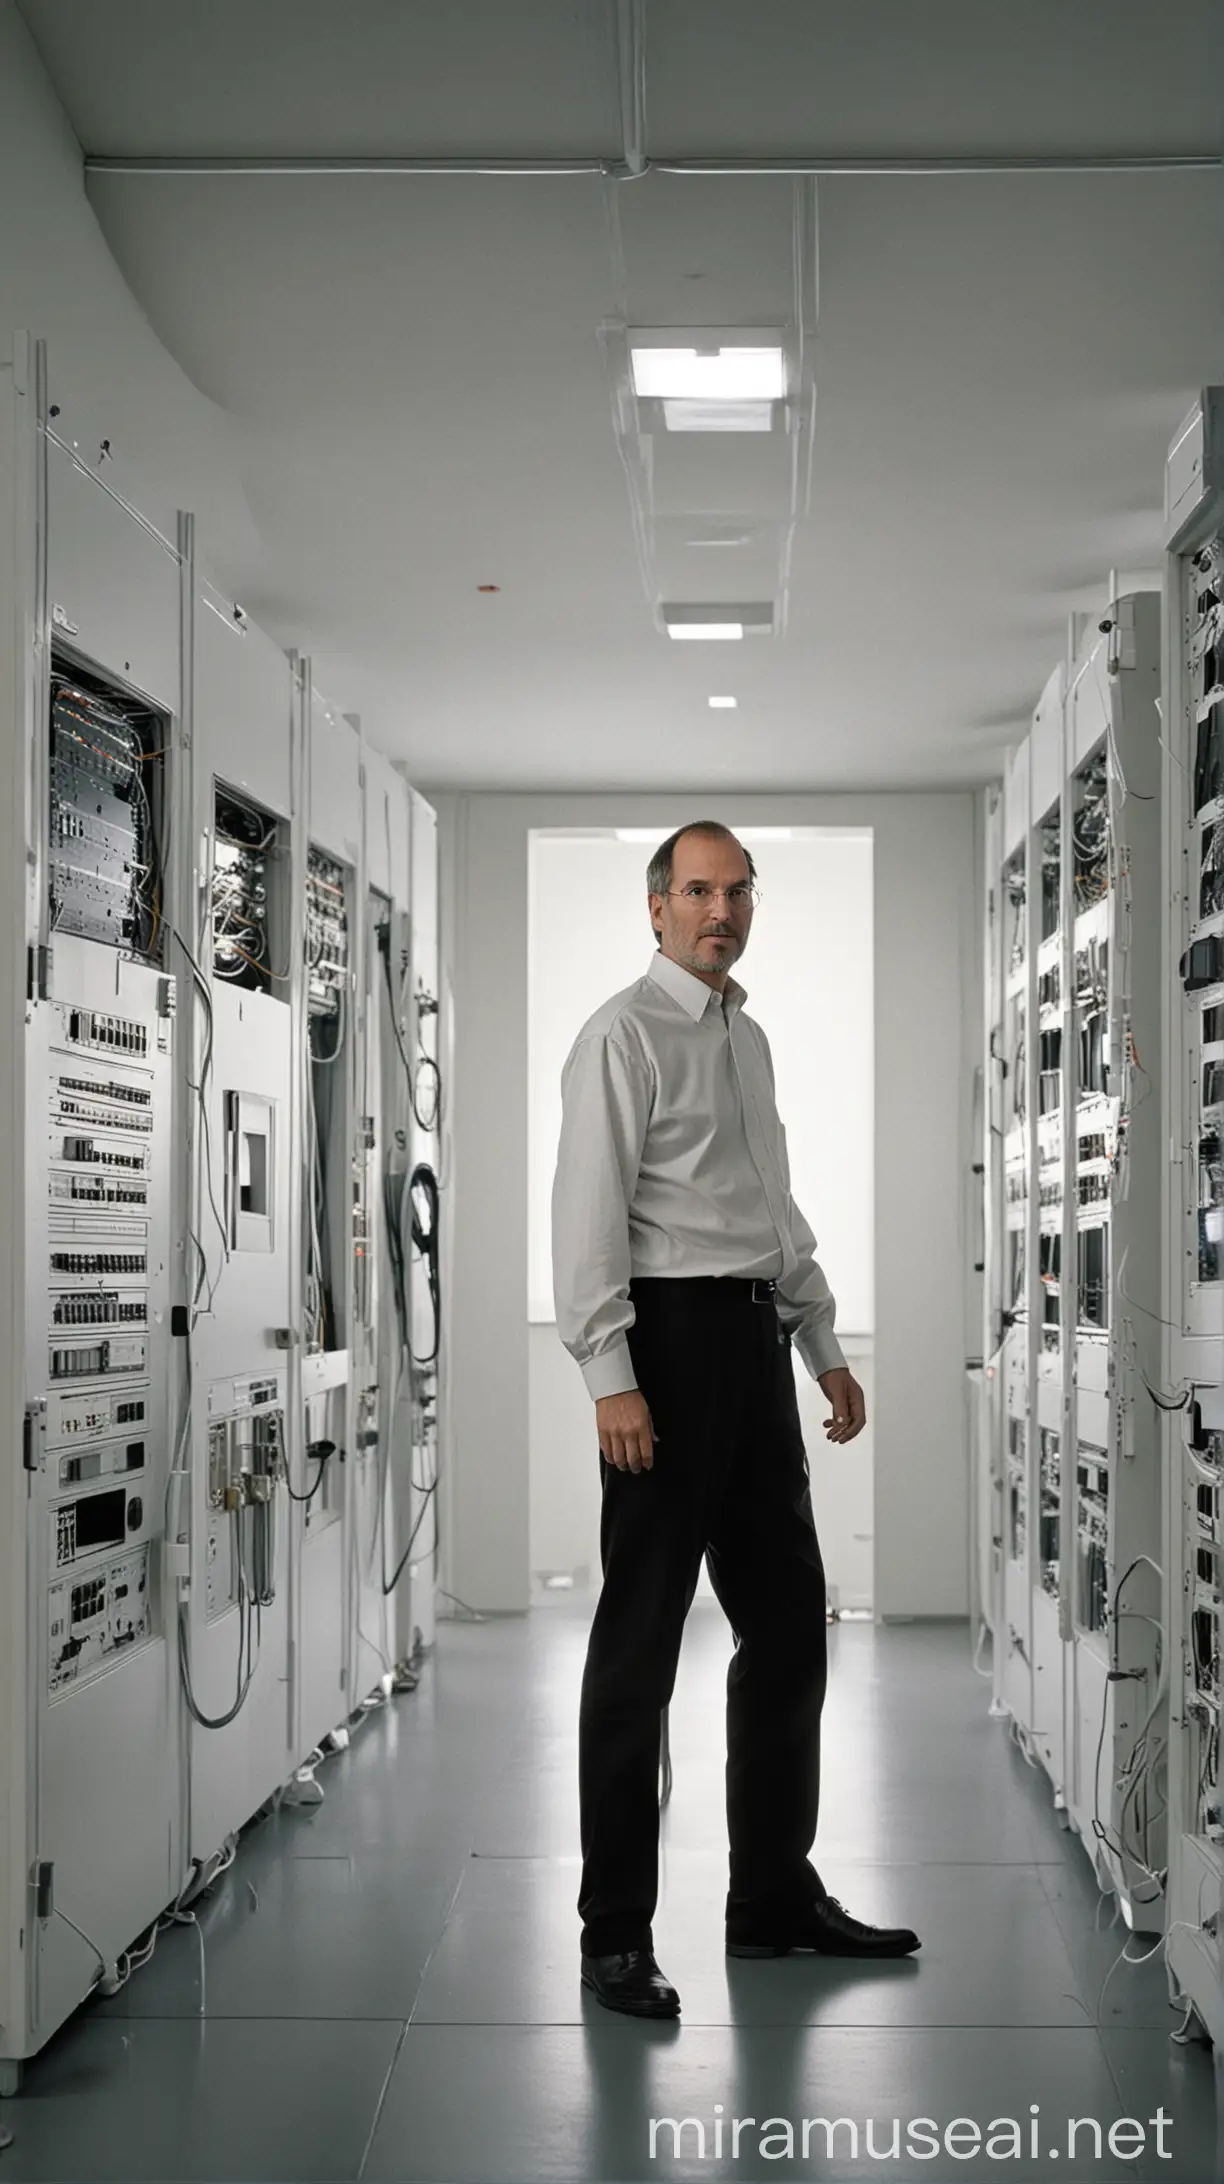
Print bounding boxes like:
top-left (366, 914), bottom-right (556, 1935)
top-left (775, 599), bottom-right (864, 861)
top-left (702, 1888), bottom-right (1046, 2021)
top-left (478, 584), bottom-right (500, 593)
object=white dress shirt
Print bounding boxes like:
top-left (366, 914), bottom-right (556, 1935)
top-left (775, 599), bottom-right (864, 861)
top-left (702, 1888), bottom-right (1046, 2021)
top-left (551, 949), bottom-right (847, 1401)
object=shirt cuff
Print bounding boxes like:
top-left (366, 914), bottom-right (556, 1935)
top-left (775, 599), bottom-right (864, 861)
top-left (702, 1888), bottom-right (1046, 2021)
top-left (580, 1342), bottom-right (638, 1401)
top-left (793, 1323), bottom-right (847, 1382)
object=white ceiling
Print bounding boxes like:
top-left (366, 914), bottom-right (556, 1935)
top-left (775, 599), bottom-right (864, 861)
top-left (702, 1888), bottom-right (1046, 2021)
top-left (16, 0), bottom-right (1224, 791)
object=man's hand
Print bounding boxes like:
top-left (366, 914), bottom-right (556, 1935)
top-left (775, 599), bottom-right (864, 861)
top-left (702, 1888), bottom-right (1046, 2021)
top-left (817, 1366), bottom-right (866, 1445)
top-left (596, 1389), bottom-right (657, 1474)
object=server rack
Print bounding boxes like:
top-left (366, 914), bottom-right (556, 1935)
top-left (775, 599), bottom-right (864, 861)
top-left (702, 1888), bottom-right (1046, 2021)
top-left (0, 335), bottom-right (439, 2088)
top-left (985, 587), bottom-right (1167, 1931)
top-left (1162, 389), bottom-right (1224, 2046)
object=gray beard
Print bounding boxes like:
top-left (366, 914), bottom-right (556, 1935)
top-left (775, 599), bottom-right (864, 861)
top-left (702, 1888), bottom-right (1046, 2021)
top-left (675, 935), bottom-right (740, 975)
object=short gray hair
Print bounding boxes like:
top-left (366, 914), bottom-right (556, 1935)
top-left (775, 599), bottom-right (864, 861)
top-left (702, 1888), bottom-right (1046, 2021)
top-left (646, 821), bottom-right (756, 942)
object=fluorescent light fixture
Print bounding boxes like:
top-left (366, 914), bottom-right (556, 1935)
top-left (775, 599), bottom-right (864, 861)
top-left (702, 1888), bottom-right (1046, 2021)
top-left (667, 621), bottom-right (742, 641)
top-left (631, 345), bottom-right (786, 402)
top-left (708, 696), bottom-right (738, 709)
top-left (662, 398), bottom-right (773, 433)
top-left (614, 828), bottom-right (685, 842)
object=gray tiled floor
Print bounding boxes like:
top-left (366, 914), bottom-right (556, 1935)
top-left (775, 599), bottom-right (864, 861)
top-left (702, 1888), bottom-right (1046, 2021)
top-left (0, 1606), bottom-right (1217, 2181)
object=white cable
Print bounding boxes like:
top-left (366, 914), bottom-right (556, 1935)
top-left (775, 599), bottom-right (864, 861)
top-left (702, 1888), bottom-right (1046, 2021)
top-left (1096, 1929), bottom-right (1166, 2021)
top-left (311, 983), bottom-right (347, 1065)
top-left (51, 1906), bottom-right (111, 1985)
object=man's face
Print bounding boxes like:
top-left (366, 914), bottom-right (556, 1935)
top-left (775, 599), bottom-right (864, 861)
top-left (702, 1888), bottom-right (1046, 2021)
top-left (650, 830), bottom-right (755, 981)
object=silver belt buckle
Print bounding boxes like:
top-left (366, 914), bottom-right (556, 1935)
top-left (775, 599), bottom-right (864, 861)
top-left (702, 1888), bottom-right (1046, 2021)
top-left (751, 1278), bottom-right (776, 1303)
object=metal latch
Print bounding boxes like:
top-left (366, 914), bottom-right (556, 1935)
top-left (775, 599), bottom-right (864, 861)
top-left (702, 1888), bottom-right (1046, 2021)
top-left (27, 944), bottom-right (52, 1001)
top-left (23, 1401), bottom-right (44, 1473)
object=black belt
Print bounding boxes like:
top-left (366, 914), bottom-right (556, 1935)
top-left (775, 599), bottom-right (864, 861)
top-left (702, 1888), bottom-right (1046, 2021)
top-left (630, 1275), bottom-right (777, 1303)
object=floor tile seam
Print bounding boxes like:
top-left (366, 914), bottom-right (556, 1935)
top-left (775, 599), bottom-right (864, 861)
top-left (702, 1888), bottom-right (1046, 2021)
top-left (84, 2011), bottom-right (423, 2025)
top-left (355, 2020), bottom-right (411, 2184)
top-left (401, 1863), bottom-right (475, 2036)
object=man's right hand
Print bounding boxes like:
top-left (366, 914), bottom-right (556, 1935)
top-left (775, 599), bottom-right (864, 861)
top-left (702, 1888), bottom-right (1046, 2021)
top-left (595, 1389), bottom-right (656, 1474)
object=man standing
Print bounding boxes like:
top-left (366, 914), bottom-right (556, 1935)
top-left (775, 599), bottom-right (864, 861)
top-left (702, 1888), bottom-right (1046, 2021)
top-left (551, 821), bottom-right (920, 2019)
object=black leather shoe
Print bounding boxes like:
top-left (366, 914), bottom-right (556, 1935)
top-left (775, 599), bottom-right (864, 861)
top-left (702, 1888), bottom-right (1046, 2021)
top-left (581, 1948), bottom-right (681, 2017)
top-left (727, 1894), bottom-right (920, 1959)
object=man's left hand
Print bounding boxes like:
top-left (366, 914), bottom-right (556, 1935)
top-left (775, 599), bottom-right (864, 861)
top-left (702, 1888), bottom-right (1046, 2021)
top-left (817, 1366), bottom-right (866, 1444)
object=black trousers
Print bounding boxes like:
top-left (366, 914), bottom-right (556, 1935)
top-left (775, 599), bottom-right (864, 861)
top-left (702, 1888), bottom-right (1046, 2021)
top-left (577, 1276), bottom-right (829, 1956)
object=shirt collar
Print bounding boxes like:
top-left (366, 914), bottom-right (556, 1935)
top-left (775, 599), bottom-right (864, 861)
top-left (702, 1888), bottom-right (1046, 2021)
top-left (648, 950), bottom-right (747, 1022)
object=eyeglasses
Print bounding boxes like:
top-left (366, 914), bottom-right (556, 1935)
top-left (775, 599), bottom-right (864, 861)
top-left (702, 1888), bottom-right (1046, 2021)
top-left (664, 883), bottom-right (759, 911)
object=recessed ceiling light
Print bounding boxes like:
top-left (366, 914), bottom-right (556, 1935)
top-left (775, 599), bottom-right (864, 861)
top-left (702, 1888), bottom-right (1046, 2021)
top-left (708, 696), bottom-right (738, 709)
top-left (631, 346), bottom-right (786, 402)
top-left (667, 622), bottom-right (743, 641)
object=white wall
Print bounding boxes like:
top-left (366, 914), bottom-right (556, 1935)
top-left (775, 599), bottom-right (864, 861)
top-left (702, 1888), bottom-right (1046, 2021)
top-left (0, 0), bottom-right (257, 585)
top-left (435, 790), bottom-right (979, 1618)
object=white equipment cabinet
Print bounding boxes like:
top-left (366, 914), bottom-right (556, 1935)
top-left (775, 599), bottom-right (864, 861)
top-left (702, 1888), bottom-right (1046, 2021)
top-left (995, 733), bottom-right (1036, 1740)
top-left (1028, 662), bottom-right (1069, 1796)
top-left (1162, 389), bottom-right (1224, 2048)
top-left (349, 767), bottom-right (442, 1687)
top-left (180, 569), bottom-right (299, 1861)
top-left (398, 787), bottom-right (442, 1668)
top-left (0, 335), bottom-right (438, 2092)
top-left (295, 688), bottom-right (362, 1758)
top-left (1061, 592), bottom-right (1164, 1919)
top-left (983, 582), bottom-right (1168, 1931)
top-left (347, 743), bottom-right (408, 1708)
top-left (0, 340), bottom-right (187, 2087)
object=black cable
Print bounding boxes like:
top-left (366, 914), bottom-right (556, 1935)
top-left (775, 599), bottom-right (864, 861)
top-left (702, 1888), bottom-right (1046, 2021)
top-left (409, 1163), bottom-right (440, 1369)
top-left (382, 1142), bottom-right (412, 1353)
top-left (380, 1166), bottom-right (441, 1593)
top-left (379, 929), bottom-right (415, 1080)
top-left (375, 919), bottom-right (444, 1593)
top-left (378, 1157), bottom-right (441, 1596)
top-left (283, 1439), bottom-right (335, 1507)
top-left (382, 1476), bottom-right (438, 1598)
top-left (1141, 1373), bottom-right (1190, 1414)
top-left (138, 716), bottom-right (165, 963)
top-left (307, 1041), bottom-right (337, 1349)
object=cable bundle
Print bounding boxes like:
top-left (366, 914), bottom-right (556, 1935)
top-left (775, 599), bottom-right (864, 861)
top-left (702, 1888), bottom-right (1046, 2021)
top-left (1072, 755), bottom-right (1110, 909)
